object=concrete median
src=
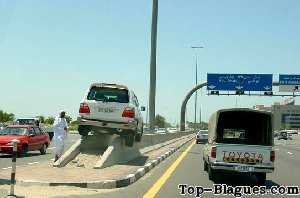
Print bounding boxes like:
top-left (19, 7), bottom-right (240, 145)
top-left (54, 131), bottom-right (196, 169)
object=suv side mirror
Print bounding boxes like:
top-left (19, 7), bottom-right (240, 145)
top-left (141, 106), bottom-right (146, 111)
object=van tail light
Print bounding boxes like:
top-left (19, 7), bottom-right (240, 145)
top-left (122, 108), bottom-right (135, 118)
top-left (79, 103), bottom-right (90, 114)
top-left (211, 147), bottom-right (217, 158)
top-left (270, 151), bottom-right (275, 162)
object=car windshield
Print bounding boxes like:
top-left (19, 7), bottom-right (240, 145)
top-left (199, 130), bottom-right (208, 135)
top-left (87, 86), bottom-right (129, 103)
top-left (17, 119), bottom-right (35, 125)
top-left (0, 127), bottom-right (27, 136)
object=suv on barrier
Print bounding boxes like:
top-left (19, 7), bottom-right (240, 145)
top-left (77, 83), bottom-right (145, 147)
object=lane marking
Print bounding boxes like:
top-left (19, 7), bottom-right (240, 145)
top-left (50, 158), bottom-right (55, 161)
top-left (275, 149), bottom-right (279, 151)
top-left (297, 147), bottom-right (300, 149)
top-left (28, 162), bottom-right (40, 165)
top-left (287, 152), bottom-right (293, 155)
top-left (143, 142), bottom-right (195, 198)
top-left (48, 147), bottom-right (55, 150)
top-left (69, 140), bottom-right (77, 142)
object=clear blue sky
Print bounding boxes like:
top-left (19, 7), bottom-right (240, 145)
top-left (1, 0), bottom-right (299, 125)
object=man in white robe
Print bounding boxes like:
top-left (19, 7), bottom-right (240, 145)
top-left (53, 110), bottom-right (69, 162)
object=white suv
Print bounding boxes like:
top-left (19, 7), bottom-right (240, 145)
top-left (77, 83), bottom-right (145, 147)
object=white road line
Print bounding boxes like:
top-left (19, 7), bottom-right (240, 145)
top-left (297, 147), bottom-right (300, 149)
top-left (69, 140), bottom-right (77, 142)
top-left (275, 149), bottom-right (279, 151)
top-left (50, 158), bottom-right (55, 161)
top-left (28, 162), bottom-right (40, 165)
top-left (287, 152), bottom-right (293, 155)
top-left (48, 147), bottom-right (55, 150)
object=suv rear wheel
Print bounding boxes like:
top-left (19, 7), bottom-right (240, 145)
top-left (78, 125), bottom-right (90, 136)
top-left (135, 132), bottom-right (142, 142)
top-left (122, 132), bottom-right (134, 147)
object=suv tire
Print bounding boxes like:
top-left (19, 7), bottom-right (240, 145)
top-left (135, 132), bottom-right (142, 142)
top-left (78, 125), bottom-right (90, 136)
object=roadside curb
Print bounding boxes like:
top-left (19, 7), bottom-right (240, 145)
top-left (1, 135), bottom-right (194, 189)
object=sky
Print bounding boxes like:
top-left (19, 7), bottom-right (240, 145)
top-left (0, 0), bottom-right (300, 125)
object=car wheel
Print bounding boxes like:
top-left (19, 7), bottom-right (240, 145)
top-left (18, 145), bottom-right (28, 158)
top-left (135, 133), bottom-right (142, 142)
top-left (256, 173), bottom-right (266, 186)
top-left (208, 164), bottom-right (216, 181)
top-left (40, 143), bottom-right (47, 155)
top-left (203, 160), bottom-right (208, 172)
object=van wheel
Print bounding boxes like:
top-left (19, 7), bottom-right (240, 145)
top-left (204, 160), bottom-right (208, 171)
top-left (40, 143), bottom-right (47, 155)
top-left (208, 164), bottom-right (216, 181)
top-left (256, 173), bottom-right (266, 185)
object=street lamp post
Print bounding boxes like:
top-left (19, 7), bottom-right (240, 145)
top-left (191, 46), bottom-right (203, 131)
top-left (149, 0), bottom-right (158, 133)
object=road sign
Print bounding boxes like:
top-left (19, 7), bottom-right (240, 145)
top-left (207, 73), bottom-right (273, 91)
top-left (279, 74), bottom-right (300, 92)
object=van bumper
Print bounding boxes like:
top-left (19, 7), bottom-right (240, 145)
top-left (211, 161), bottom-right (275, 173)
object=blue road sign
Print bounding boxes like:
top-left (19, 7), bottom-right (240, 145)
top-left (279, 74), bottom-right (300, 92)
top-left (207, 74), bottom-right (273, 91)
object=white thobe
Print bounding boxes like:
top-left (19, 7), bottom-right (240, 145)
top-left (53, 116), bottom-right (68, 157)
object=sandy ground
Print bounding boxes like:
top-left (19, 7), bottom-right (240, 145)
top-left (65, 149), bottom-right (105, 169)
top-left (0, 184), bottom-right (116, 198)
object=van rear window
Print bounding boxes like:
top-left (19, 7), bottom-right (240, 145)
top-left (87, 87), bottom-right (129, 103)
top-left (216, 111), bottom-right (272, 145)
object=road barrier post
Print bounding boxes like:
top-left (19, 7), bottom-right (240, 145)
top-left (7, 139), bottom-right (20, 197)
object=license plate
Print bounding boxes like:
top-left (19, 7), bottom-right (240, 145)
top-left (235, 166), bottom-right (254, 172)
top-left (98, 108), bottom-right (114, 113)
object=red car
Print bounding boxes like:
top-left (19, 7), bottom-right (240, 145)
top-left (0, 125), bottom-right (50, 157)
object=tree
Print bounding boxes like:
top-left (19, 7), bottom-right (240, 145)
top-left (36, 115), bottom-right (45, 123)
top-left (155, 114), bottom-right (166, 128)
top-left (0, 109), bottom-right (15, 124)
top-left (45, 116), bottom-right (55, 125)
top-left (65, 115), bottom-right (72, 124)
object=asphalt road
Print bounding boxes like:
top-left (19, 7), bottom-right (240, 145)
top-left (74, 137), bottom-right (300, 198)
top-left (0, 133), bottom-right (81, 170)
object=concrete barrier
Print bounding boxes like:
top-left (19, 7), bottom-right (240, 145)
top-left (95, 131), bottom-right (195, 169)
top-left (55, 131), bottom-right (196, 169)
top-left (53, 133), bottom-right (116, 168)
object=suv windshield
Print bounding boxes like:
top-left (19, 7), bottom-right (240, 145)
top-left (0, 127), bottom-right (27, 136)
top-left (87, 86), bottom-right (129, 103)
